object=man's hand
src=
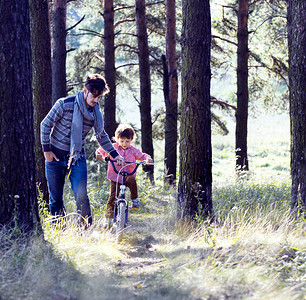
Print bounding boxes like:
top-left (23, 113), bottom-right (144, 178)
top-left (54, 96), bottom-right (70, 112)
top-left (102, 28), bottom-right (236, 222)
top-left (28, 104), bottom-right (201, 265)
top-left (115, 155), bottom-right (125, 166)
top-left (44, 151), bottom-right (59, 162)
top-left (96, 152), bottom-right (104, 161)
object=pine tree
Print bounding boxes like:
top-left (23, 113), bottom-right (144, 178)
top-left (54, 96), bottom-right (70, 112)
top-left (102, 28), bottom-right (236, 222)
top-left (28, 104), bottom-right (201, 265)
top-left (178, 0), bottom-right (212, 219)
top-left (0, 0), bottom-right (39, 231)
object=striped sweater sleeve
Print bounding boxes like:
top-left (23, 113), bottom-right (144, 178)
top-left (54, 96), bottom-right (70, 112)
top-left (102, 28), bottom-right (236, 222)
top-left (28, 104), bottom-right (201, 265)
top-left (40, 100), bottom-right (64, 152)
top-left (95, 131), bottom-right (119, 159)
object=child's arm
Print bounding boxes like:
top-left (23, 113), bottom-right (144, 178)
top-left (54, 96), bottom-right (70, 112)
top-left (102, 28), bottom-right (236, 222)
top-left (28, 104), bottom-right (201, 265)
top-left (134, 147), bottom-right (153, 164)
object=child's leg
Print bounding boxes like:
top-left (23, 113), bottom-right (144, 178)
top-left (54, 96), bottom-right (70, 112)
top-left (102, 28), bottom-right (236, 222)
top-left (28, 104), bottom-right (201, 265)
top-left (105, 181), bottom-right (120, 218)
top-left (125, 175), bottom-right (138, 200)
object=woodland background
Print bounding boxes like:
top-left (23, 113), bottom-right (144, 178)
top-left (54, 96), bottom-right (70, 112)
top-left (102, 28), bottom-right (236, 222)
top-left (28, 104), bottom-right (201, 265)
top-left (0, 0), bottom-right (305, 299)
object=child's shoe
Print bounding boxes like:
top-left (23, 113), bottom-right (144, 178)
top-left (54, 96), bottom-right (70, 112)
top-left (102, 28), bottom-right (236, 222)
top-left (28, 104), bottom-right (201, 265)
top-left (131, 198), bottom-right (140, 209)
top-left (103, 218), bottom-right (113, 229)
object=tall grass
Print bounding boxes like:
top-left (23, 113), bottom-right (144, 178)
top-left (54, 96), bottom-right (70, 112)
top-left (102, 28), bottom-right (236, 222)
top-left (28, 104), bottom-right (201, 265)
top-left (1, 115), bottom-right (305, 299)
top-left (1, 174), bottom-right (305, 300)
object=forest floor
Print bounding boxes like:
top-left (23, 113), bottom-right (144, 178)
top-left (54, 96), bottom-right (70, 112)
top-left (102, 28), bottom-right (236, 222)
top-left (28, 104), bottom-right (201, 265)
top-left (1, 113), bottom-right (305, 299)
top-left (1, 186), bottom-right (305, 300)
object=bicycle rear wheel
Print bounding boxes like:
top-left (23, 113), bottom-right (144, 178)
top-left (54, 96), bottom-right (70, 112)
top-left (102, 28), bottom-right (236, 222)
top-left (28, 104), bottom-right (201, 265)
top-left (116, 201), bottom-right (126, 242)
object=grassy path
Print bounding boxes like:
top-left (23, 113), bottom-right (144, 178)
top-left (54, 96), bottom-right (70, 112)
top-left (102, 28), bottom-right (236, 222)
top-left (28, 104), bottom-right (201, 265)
top-left (1, 185), bottom-right (305, 300)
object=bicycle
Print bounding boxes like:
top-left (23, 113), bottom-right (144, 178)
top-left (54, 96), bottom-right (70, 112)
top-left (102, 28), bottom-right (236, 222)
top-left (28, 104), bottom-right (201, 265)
top-left (104, 157), bottom-right (152, 242)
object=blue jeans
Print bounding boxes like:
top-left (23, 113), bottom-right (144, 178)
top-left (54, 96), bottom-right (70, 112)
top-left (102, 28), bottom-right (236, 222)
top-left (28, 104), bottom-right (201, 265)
top-left (45, 153), bottom-right (92, 225)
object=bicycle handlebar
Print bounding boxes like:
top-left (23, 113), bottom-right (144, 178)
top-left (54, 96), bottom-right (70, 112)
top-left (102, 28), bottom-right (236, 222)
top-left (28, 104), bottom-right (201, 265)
top-left (104, 156), bottom-right (153, 176)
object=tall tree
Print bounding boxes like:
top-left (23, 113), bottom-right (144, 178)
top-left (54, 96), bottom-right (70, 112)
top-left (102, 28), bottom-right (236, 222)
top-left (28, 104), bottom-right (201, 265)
top-left (212, 1), bottom-right (287, 173)
top-left (104, 0), bottom-right (117, 138)
top-left (135, 0), bottom-right (154, 181)
top-left (0, 0), bottom-right (39, 230)
top-left (30, 0), bottom-right (52, 204)
top-left (52, 0), bottom-right (67, 104)
top-left (235, 0), bottom-right (249, 171)
top-left (178, 0), bottom-right (212, 219)
top-left (287, 0), bottom-right (306, 213)
top-left (164, 0), bottom-right (178, 185)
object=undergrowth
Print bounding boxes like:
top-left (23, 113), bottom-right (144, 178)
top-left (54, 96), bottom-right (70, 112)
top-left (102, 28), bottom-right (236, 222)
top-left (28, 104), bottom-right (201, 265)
top-left (1, 175), bottom-right (305, 299)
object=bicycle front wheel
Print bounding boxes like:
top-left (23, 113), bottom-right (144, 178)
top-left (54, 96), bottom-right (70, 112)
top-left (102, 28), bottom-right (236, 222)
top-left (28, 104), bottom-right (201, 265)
top-left (116, 201), bottom-right (126, 243)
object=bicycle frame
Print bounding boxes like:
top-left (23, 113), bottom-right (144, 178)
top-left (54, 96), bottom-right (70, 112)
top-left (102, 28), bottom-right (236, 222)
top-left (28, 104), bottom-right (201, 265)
top-left (113, 170), bottom-right (129, 226)
top-left (104, 157), bottom-right (154, 242)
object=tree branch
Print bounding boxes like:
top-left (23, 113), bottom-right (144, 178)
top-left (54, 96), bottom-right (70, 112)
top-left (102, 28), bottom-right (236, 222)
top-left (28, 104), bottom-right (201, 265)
top-left (152, 111), bottom-right (163, 125)
top-left (133, 96), bottom-right (140, 106)
top-left (115, 43), bottom-right (138, 52)
top-left (212, 35), bottom-right (238, 47)
top-left (249, 15), bottom-right (286, 43)
top-left (94, 52), bottom-right (104, 63)
top-left (115, 4), bottom-right (134, 11)
top-left (116, 63), bottom-right (138, 70)
top-left (115, 1), bottom-right (164, 12)
top-left (249, 0), bottom-right (264, 7)
top-left (77, 29), bottom-right (104, 38)
top-left (211, 96), bottom-right (236, 110)
top-left (66, 48), bottom-right (76, 54)
top-left (216, 3), bottom-right (238, 14)
top-left (66, 15), bottom-right (85, 32)
top-left (115, 32), bottom-right (137, 38)
top-left (248, 65), bottom-right (288, 87)
top-left (115, 18), bottom-right (135, 28)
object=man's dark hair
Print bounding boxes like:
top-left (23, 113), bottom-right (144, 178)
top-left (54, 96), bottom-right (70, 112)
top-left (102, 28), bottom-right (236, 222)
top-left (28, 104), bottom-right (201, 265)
top-left (85, 74), bottom-right (110, 97)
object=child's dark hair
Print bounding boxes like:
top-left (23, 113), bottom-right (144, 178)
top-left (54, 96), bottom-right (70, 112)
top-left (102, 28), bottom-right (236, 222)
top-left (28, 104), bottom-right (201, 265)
top-left (85, 74), bottom-right (110, 97)
top-left (114, 123), bottom-right (135, 141)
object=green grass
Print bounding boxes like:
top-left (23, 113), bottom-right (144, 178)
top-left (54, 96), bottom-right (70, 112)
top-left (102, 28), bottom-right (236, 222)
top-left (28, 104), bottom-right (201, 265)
top-left (1, 176), bottom-right (305, 300)
top-left (1, 114), bottom-right (305, 300)
top-left (212, 113), bottom-right (290, 183)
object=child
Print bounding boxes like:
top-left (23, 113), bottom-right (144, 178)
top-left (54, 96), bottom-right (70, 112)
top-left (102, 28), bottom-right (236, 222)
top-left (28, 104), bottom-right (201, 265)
top-left (96, 123), bottom-right (153, 228)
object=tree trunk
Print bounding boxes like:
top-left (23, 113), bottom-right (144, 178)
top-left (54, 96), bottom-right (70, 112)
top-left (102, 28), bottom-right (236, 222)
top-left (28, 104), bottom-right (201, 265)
top-left (135, 0), bottom-right (154, 181)
top-left (164, 0), bottom-right (178, 185)
top-left (104, 0), bottom-right (117, 138)
top-left (235, 0), bottom-right (249, 171)
top-left (30, 0), bottom-right (52, 206)
top-left (52, 0), bottom-right (67, 104)
top-left (287, 0), bottom-right (306, 214)
top-left (178, 0), bottom-right (212, 220)
top-left (0, 0), bottom-right (39, 231)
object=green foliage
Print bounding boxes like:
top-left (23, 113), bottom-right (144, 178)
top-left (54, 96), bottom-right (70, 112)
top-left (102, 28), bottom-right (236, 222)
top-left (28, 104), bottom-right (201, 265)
top-left (1, 2), bottom-right (299, 298)
top-left (37, 184), bottom-right (50, 220)
top-left (213, 180), bottom-right (291, 222)
top-left (1, 171), bottom-right (305, 299)
top-left (211, 0), bottom-right (288, 114)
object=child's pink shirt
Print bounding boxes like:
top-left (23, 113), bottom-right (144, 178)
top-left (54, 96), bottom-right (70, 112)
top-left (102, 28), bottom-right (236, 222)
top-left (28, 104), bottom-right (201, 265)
top-left (96, 143), bottom-right (152, 184)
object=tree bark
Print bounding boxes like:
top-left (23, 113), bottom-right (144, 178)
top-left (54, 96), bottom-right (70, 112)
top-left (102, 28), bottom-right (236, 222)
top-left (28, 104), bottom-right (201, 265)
top-left (52, 0), bottom-right (67, 104)
top-left (135, 0), bottom-right (154, 181)
top-left (178, 0), bottom-right (212, 220)
top-left (287, 0), bottom-right (306, 214)
top-left (30, 0), bottom-right (52, 206)
top-left (235, 0), bottom-right (249, 171)
top-left (0, 0), bottom-right (39, 231)
top-left (164, 0), bottom-right (178, 185)
top-left (104, 0), bottom-right (117, 138)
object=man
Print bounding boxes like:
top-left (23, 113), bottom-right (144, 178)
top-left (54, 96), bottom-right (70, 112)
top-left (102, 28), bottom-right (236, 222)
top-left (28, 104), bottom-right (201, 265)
top-left (41, 74), bottom-right (124, 227)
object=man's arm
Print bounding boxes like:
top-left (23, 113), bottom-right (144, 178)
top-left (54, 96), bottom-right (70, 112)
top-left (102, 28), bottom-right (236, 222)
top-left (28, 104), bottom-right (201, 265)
top-left (95, 133), bottom-right (125, 165)
top-left (40, 100), bottom-right (64, 161)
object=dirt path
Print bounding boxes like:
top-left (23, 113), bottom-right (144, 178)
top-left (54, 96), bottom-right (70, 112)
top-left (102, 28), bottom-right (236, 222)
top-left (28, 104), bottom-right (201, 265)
top-left (104, 217), bottom-right (184, 299)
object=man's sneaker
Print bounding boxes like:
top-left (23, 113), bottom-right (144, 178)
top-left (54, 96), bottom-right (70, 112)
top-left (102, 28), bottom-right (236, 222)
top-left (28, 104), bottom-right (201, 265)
top-left (103, 218), bottom-right (113, 229)
top-left (131, 198), bottom-right (140, 209)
